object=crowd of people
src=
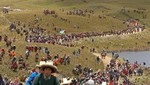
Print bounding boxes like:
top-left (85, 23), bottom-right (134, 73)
top-left (69, 53), bottom-right (145, 85)
top-left (0, 50), bottom-right (146, 85)
top-left (8, 16), bottom-right (145, 49)
top-left (0, 7), bottom-right (148, 85)
top-left (66, 9), bottom-right (94, 17)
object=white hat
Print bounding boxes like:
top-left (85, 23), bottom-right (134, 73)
top-left (36, 61), bottom-right (46, 67)
top-left (61, 78), bottom-right (72, 85)
top-left (41, 60), bottom-right (57, 73)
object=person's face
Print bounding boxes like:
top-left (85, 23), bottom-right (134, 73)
top-left (44, 68), bottom-right (52, 77)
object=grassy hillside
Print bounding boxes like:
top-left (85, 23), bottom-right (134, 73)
top-left (0, 0), bottom-right (150, 84)
top-left (77, 30), bottom-right (150, 52)
top-left (0, 24), bottom-right (102, 78)
top-left (3, 11), bottom-right (127, 33)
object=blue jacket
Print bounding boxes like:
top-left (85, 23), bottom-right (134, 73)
top-left (26, 72), bottom-right (38, 85)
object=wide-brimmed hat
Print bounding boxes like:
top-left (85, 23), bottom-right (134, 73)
top-left (61, 78), bottom-right (72, 85)
top-left (41, 60), bottom-right (57, 73)
top-left (36, 61), bottom-right (46, 68)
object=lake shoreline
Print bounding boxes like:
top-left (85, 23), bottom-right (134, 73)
top-left (105, 47), bottom-right (150, 53)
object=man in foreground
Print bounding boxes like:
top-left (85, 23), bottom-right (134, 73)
top-left (32, 61), bottom-right (60, 85)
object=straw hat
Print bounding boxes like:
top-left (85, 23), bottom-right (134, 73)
top-left (61, 78), bottom-right (72, 85)
top-left (36, 61), bottom-right (46, 68)
top-left (41, 60), bottom-right (57, 73)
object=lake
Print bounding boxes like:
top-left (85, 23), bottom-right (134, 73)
top-left (116, 51), bottom-right (150, 67)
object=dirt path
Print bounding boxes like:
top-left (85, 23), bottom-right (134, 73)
top-left (92, 53), bottom-right (112, 67)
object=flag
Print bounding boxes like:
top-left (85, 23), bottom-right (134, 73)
top-left (59, 30), bottom-right (65, 34)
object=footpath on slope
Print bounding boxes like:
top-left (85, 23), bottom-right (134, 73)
top-left (93, 52), bottom-right (112, 67)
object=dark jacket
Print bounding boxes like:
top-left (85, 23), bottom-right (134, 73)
top-left (32, 73), bottom-right (60, 85)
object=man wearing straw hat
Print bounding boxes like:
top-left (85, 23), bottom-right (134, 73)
top-left (26, 61), bottom-right (45, 85)
top-left (32, 60), bottom-right (60, 85)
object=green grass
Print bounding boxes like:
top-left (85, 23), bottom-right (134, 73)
top-left (3, 10), bottom-right (127, 34)
top-left (1, 0), bottom-right (150, 84)
top-left (78, 30), bottom-right (150, 52)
